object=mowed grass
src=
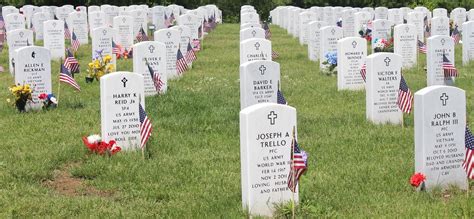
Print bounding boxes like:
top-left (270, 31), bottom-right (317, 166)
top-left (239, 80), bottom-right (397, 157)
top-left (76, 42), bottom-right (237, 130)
top-left (0, 23), bottom-right (473, 217)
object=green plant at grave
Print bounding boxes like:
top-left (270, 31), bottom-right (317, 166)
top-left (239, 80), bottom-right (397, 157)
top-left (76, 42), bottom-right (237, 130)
top-left (321, 51), bottom-right (337, 76)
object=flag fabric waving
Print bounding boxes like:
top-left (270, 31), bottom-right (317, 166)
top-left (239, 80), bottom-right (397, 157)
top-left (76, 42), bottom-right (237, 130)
top-left (272, 50), bottom-right (279, 60)
top-left (263, 22), bottom-right (272, 39)
top-left (360, 63), bottom-right (367, 82)
top-left (64, 21), bottom-right (71, 40)
top-left (112, 40), bottom-right (122, 57)
top-left (64, 49), bottom-right (80, 73)
top-left (136, 26), bottom-right (148, 42)
top-left (397, 75), bottom-right (413, 114)
top-left (442, 53), bottom-right (458, 77)
top-left (185, 41), bottom-right (197, 64)
top-left (146, 61), bottom-right (164, 92)
top-left (417, 40), bottom-right (427, 54)
top-left (463, 126), bottom-right (474, 179)
top-left (451, 25), bottom-right (461, 44)
top-left (59, 63), bottom-right (81, 91)
top-left (176, 48), bottom-right (188, 75)
top-left (71, 31), bottom-right (80, 52)
top-left (139, 103), bottom-right (152, 149)
top-left (193, 39), bottom-right (201, 52)
top-left (277, 81), bottom-right (287, 105)
top-left (287, 128), bottom-right (308, 193)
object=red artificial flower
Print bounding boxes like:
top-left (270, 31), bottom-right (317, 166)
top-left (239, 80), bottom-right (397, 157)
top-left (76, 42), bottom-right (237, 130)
top-left (111, 146), bottom-right (121, 155)
top-left (82, 136), bottom-right (98, 152)
top-left (410, 173), bottom-right (426, 188)
top-left (38, 93), bottom-right (48, 100)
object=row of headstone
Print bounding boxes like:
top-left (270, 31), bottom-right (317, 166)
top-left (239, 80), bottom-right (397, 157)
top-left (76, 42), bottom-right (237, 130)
top-left (239, 6), bottom-right (299, 217)
top-left (270, 4), bottom-right (470, 196)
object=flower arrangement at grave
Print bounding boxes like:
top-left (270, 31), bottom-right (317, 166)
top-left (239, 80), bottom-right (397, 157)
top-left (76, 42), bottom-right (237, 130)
top-left (38, 93), bottom-right (57, 110)
top-left (409, 172), bottom-right (426, 189)
top-left (86, 52), bottom-right (114, 83)
top-left (321, 51), bottom-right (337, 76)
top-left (358, 24), bottom-right (372, 42)
top-left (82, 134), bottom-right (121, 156)
top-left (373, 38), bottom-right (394, 53)
top-left (7, 83), bottom-right (33, 112)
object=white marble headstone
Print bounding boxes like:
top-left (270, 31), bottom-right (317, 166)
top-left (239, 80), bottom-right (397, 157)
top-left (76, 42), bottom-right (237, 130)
top-left (319, 26), bottom-right (343, 69)
top-left (240, 38), bottom-right (272, 65)
top-left (240, 60), bottom-right (281, 109)
top-left (132, 41), bottom-right (168, 95)
top-left (100, 72), bottom-right (145, 150)
top-left (365, 53), bottom-right (403, 125)
top-left (308, 21), bottom-right (326, 61)
top-left (7, 29), bottom-right (34, 74)
top-left (43, 20), bottom-right (65, 60)
top-left (414, 85), bottom-right (468, 190)
top-left (462, 21), bottom-right (474, 65)
top-left (113, 15), bottom-right (134, 50)
top-left (337, 37), bottom-right (367, 90)
top-left (240, 103), bottom-right (298, 217)
top-left (394, 24), bottom-right (417, 69)
top-left (427, 35), bottom-right (455, 86)
top-left (14, 46), bottom-right (51, 110)
top-left (154, 28), bottom-right (180, 79)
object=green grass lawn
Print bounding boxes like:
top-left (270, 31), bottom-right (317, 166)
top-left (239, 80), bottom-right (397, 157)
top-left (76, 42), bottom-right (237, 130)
top-left (0, 23), bottom-right (473, 217)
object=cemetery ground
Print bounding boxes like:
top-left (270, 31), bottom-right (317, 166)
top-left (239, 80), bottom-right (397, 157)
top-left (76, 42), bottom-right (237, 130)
top-left (1, 24), bottom-right (474, 217)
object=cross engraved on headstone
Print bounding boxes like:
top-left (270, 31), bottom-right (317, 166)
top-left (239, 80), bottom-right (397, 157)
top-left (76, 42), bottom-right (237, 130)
top-left (19, 32), bottom-right (24, 38)
top-left (122, 17), bottom-right (126, 23)
top-left (121, 77), bottom-right (128, 87)
top-left (259, 65), bottom-right (266, 75)
top-left (148, 45), bottom-right (155, 53)
top-left (381, 21), bottom-right (385, 26)
top-left (352, 41), bottom-right (357, 48)
top-left (187, 16), bottom-right (191, 21)
top-left (251, 30), bottom-right (256, 37)
top-left (267, 111), bottom-right (277, 125)
top-left (102, 29), bottom-right (107, 35)
top-left (405, 26), bottom-right (409, 33)
top-left (441, 38), bottom-right (446, 45)
top-left (440, 93), bottom-right (449, 106)
top-left (254, 42), bottom-right (260, 50)
top-left (52, 22), bottom-right (57, 27)
top-left (31, 51), bottom-right (36, 58)
top-left (331, 28), bottom-right (336, 35)
top-left (166, 31), bottom-right (171, 38)
top-left (384, 57), bottom-right (391, 66)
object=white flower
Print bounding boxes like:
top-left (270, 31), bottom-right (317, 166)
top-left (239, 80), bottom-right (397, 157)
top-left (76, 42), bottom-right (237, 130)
top-left (50, 97), bottom-right (58, 104)
top-left (87, 134), bottom-right (102, 144)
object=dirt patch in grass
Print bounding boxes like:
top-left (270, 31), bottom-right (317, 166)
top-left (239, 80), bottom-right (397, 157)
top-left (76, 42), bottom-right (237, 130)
top-left (42, 162), bottom-right (114, 197)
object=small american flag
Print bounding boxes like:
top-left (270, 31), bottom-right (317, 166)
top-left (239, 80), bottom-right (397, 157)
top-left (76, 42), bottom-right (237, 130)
top-left (112, 40), bottom-right (122, 57)
top-left (176, 48), bottom-right (188, 75)
top-left (397, 75), bottom-right (413, 114)
top-left (463, 126), bottom-right (474, 179)
top-left (287, 129), bottom-right (307, 193)
top-left (71, 31), bottom-right (80, 52)
top-left (59, 63), bottom-right (81, 91)
top-left (64, 49), bottom-right (79, 73)
top-left (263, 22), bottom-right (271, 39)
top-left (164, 14), bottom-right (171, 28)
top-left (64, 21), bottom-right (71, 40)
top-left (451, 25), bottom-right (461, 44)
top-left (203, 20), bottom-right (211, 33)
top-left (146, 61), bottom-right (164, 92)
top-left (423, 16), bottom-right (430, 38)
top-left (136, 26), bottom-right (148, 42)
top-left (185, 41), bottom-right (197, 63)
top-left (277, 84), bottom-right (287, 105)
top-left (272, 50), bottom-right (279, 60)
top-left (442, 53), bottom-right (458, 78)
top-left (169, 12), bottom-right (175, 24)
top-left (193, 39), bottom-right (201, 52)
top-left (139, 102), bottom-right (152, 149)
top-left (198, 25), bottom-right (203, 38)
top-left (360, 63), bottom-right (366, 82)
top-left (417, 40), bottom-right (427, 54)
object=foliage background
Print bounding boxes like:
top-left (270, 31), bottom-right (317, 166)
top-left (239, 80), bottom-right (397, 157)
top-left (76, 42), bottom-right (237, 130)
top-left (1, 0), bottom-right (474, 22)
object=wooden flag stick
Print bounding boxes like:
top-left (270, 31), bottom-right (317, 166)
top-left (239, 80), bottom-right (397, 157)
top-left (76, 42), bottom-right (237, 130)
top-left (291, 126), bottom-right (296, 219)
top-left (57, 58), bottom-right (62, 107)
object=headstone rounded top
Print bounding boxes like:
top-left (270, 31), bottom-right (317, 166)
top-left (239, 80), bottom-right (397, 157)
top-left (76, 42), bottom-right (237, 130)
top-left (240, 102), bottom-right (296, 115)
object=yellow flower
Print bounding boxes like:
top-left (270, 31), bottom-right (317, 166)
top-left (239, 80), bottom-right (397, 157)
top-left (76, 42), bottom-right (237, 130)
top-left (104, 55), bottom-right (112, 62)
top-left (88, 62), bottom-right (94, 68)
